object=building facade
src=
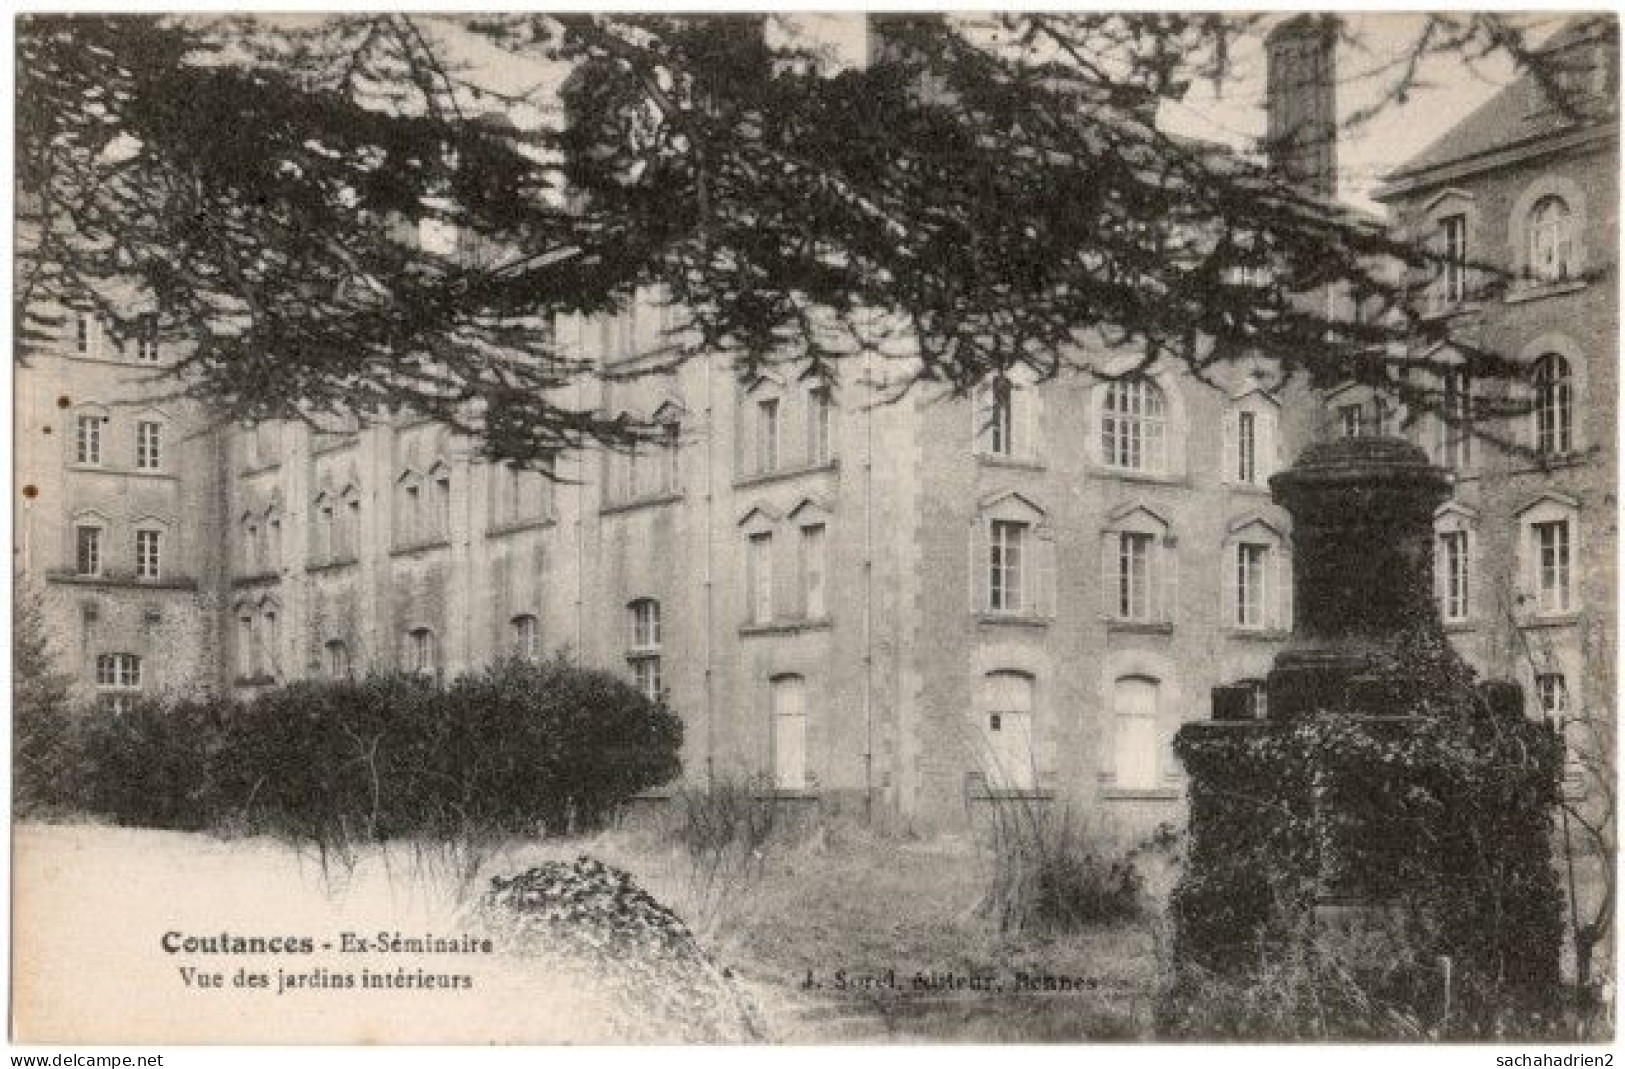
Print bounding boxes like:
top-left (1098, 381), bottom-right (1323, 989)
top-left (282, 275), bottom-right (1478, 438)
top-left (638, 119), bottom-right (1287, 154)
top-left (1372, 17), bottom-right (1617, 747)
top-left (15, 295), bottom-right (228, 714)
top-left (15, 17), bottom-right (1613, 834)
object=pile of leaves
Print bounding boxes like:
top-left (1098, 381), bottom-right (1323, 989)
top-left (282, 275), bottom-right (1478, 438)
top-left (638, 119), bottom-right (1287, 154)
top-left (472, 857), bottom-right (766, 1042)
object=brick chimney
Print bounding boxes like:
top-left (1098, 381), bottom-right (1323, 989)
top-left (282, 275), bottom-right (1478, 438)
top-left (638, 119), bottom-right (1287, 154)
top-left (1264, 14), bottom-right (1340, 199)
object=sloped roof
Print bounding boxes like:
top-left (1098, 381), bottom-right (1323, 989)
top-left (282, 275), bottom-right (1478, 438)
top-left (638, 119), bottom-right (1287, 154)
top-left (1381, 17), bottom-right (1617, 191)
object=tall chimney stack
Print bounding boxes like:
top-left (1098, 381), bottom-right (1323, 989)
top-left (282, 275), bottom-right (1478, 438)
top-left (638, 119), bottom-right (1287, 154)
top-left (1264, 14), bottom-right (1340, 199)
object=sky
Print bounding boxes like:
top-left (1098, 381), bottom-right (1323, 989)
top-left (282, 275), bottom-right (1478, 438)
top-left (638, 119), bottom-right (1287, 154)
top-left (773, 12), bottom-right (1551, 213)
top-left (442, 11), bottom-right (1560, 216)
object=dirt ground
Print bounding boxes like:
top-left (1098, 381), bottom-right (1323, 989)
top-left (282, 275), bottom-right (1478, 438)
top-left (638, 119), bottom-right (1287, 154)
top-left (11, 820), bottom-right (1162, 1043)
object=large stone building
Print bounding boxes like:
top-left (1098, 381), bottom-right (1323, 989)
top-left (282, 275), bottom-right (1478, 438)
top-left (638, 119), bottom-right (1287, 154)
top-left (15, 17), bottom-right (1614, 833)
top-left (1372, 16), bottom-right (1617, 745)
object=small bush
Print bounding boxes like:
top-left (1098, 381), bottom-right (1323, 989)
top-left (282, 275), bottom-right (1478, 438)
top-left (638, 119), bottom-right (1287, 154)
top-left (676, 774), bottom-right (779, 880)
top-left (978, 801), bottom-right (1143, 934)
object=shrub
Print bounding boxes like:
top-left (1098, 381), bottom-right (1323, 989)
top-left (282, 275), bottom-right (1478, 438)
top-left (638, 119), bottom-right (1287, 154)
top-left (67, 656), bottom-right (684, 852)
top-left (75, 694), bottom-right (227, 830)
top-left (13, 582), bottom-right (77, 815)
top-left (977, 800), bottom-right (1143, 934)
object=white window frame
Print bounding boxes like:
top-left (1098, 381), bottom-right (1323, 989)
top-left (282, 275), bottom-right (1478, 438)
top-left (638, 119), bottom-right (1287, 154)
top-left (1438, 528), bottom-right (1471, 624)
top-left (755, 397), bottom-right (781, 474)
top-left (75, 412), bottom-right (106, 466)
top-left (134, 313), bottom-right (160, 363)
top-left (511, 613), bottom-right (540, 660)
top-left (1533, 518), bottom-right (1573, 615)
top-left (973, 493), bottom-right (1056, 618)
top-left (807, 384), bottom-right (835, 465)
top-left (75, 523), bottom-right (103, 577)
top-left (799, 522), bottom-right (828, 620)
top-left (1532, 352), bottom-right (1574, 457)
top-left (134, 528), bottom-right (162, 581)
top-left (1527, 195), bottom-right (1575, 284)
top-left (1440, 212), bottom-right (1469, 303)
top-left (135, 420), bottom-right (163, 471)
top-left (1101, 507), bottom-right (1177, 626)
top-left (1100, 377), bottom-right (1167, 474)
top-left (1223, 391), bottom-right (1281, 488)
top-left (973, 375), bottom-right (1038, 463)
top-left (74, 311), bottom-right (104, 359)
top-left (95, 653), bottom-right (142, 713)
top-left (627, 599), bottom-right (662, 701)
top-left (748, 530), bottom-right (774, 624)
top-left (1223, 519), bottom-right (1291, 632)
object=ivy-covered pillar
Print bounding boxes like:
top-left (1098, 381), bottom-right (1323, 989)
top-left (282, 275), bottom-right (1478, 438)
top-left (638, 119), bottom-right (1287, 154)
top-left (1170, 436), bottom-right (1565, 1035)
top-left (1264, 436), bottom-right (1451, 722)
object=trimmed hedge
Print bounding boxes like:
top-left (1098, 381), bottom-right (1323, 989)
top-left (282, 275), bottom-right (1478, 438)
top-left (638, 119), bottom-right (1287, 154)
top-left (62, 656), bottom-right (682, 842)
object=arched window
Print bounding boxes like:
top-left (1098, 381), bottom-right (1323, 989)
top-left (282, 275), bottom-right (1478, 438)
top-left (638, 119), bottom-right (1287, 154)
top-left (405, 627), bottom-right (439, 679)
top-left (770, 674), bottom-right (808, 791)
top-left (1100, 377), bottom-right (1166, 473)
top-left (511, 614), bottom-right (540, 660)
top-left (627, 599), bottom-right (662, 701)
top-left (1112, 675), bottom-right (1161, 790)
top-left (324, 639), bottom-right (352, 679)
top-left (95, 653), bottom-right (142, 714)
top-left (1527, 196), bottom-right (1574, 283)
top-left (1532, 353), bottom-right (1574, 456)
top-left (976, 670), bottom-right (1036, 792)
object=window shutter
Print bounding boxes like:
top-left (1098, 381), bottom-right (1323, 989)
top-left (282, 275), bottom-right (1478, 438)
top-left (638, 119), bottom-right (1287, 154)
top-left (1100, 534), bottom-right (1118, 619)
top-left (1221, 408), bottom-right (1238, 484)
top-left (1266, 408), bottom-right (1283, 475)
top-left (971, 385), bottom-right (988, 454)
top-left (971, 520), bottom-right (989, 613)
top-left (1276, 546), bottom-right (1293, 631)
top-left (1034, 524), bottom-right (1057, 618)
top-left (1222, 542), bottom-right (1237, 627)
top-left (1158, 539), bottom-right (1179, 623)
top-left (1019, 386), bottom-right (1039, 462)
top-left (1432, 531), bottom-right (1447, 612)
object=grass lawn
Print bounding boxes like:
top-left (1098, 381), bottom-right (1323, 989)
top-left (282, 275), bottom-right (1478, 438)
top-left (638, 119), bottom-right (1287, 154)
top-left (12, 819), bottom-right (1162, 1043)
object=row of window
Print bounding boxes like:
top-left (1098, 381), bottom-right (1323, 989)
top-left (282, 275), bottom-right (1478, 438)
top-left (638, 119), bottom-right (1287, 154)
top-left (1433, 190), bottom-right (1584, 309)
top-left (73, 524), bottom-right (165, 581)
top-left (236, 614), bottom-right (544, 685)
top-left (1434, 508), bottom-right (1579, 624)
top-left (73, 413), bottom-right (165, 471)
top-left (70, 312), bottom-right (161, 364)
top-left (969, 378), bottom-right (1281, 484)
top-left (1334, 351), bottom-right (1578, 465)
top-left (237, 462), bottom-right (556, 574)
